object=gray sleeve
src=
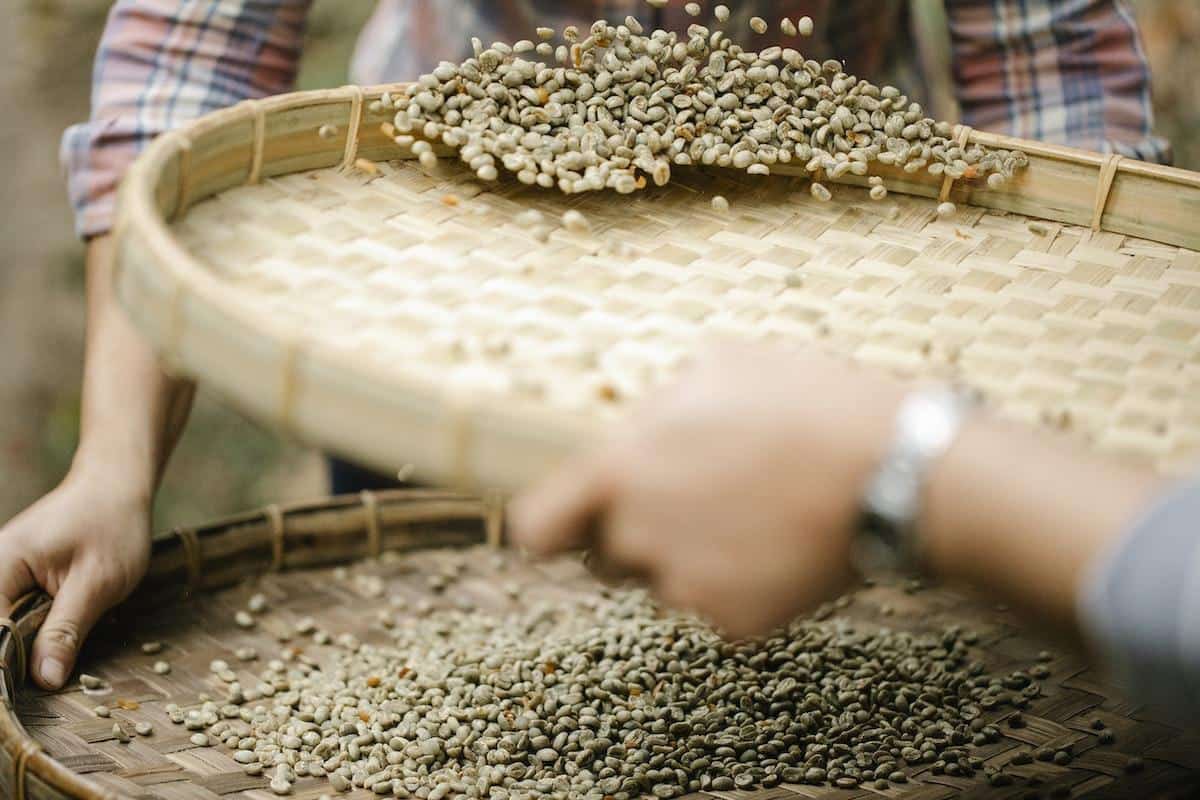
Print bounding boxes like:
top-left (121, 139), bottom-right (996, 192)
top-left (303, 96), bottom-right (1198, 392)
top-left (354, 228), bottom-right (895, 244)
top-left (1077, 477), bottom-right (1200, 720)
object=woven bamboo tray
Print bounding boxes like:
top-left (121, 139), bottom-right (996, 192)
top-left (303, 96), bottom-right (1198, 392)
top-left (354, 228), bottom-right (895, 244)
top-left (2, 490), bottom-right (1199, 800)
top-left (112, 83), bottom-right (1200, 490)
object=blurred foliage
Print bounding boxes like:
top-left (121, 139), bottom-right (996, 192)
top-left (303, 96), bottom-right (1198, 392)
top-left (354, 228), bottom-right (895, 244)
top-left (1, 0), bottom-right (1197, 530)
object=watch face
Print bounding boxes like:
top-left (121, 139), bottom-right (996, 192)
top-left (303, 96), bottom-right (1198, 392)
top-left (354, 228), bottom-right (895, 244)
top-left (904, 392), bottom-right (964, 450)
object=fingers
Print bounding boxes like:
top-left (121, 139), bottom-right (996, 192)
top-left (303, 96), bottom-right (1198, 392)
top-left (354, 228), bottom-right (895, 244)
top-left (509, 450), bottom-right (618, 557)
top-left (30, 572), bottom-right (111, 691)
top-left (581, 521), bottom-right (655, 587)
top-left (0, 553), bottom-right (35, 620)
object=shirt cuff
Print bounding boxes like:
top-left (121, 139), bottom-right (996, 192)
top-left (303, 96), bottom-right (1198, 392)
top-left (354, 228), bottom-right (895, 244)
top-left (61, 118), bottom-right (134, 241)
top-left (1077, 475), bottom-right (1200, 717)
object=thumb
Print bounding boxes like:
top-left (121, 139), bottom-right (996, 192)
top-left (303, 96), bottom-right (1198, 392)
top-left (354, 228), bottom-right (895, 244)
top-left (30, 571), bottom-right (112, 691)
top-left (509, 449), bottom-right (617, 557)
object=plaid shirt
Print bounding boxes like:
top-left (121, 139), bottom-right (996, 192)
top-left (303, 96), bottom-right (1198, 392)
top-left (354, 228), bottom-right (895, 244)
top-left (63, 0), bottom-right (1170, 239)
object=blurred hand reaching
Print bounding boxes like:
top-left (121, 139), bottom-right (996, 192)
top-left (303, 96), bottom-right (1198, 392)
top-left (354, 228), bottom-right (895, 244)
top-left (510, 344), bottom-right (904, 639)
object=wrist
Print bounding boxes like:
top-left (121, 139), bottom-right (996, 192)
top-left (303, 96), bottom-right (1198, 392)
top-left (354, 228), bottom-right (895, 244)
top-left (920, 416), bottom-right (1166, 622)
top-left (794, 375), bottom-right (905, 544)
top-left (67, 441), bottom-right (156, 510)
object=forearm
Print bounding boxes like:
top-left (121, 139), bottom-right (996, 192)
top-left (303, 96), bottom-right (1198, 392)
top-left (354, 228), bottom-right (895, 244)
top-left (70, 235), bottom-right (194, 498)
top-left (920, 413), bottom-right (1166, 630)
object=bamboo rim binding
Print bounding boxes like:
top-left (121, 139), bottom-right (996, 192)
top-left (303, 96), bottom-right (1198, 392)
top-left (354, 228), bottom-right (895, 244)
top-left (937, 124), bottom-right (974, 202)
top-left (340, 84), bottom-right (366, 171)
top-left (1092, 153), bottom-right (1125, 232)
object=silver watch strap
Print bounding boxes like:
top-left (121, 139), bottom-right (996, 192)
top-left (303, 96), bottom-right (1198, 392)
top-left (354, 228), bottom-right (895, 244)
top-left (854, 385), bottom-right (978, 573)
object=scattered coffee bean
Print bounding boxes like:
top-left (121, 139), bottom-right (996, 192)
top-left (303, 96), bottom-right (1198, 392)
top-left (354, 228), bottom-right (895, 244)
top-left (562, 210), bottom-right (591, 234)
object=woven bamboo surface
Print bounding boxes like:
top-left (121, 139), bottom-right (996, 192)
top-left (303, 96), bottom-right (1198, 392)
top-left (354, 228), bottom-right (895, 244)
top-left (2, 492), bottom-right (1199, 800)
top-left (112, 84), bottom-right (1200, 491)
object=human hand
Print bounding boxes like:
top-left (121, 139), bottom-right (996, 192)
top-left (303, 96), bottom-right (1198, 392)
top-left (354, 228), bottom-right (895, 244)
top-left (510, 343), bottom-right (905, 639)
top-left (0, 467), bottom-right (152, 689)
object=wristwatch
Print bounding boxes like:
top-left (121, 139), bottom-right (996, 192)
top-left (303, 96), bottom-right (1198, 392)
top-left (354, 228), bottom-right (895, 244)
top-left (853, 385), bottom-right (978, 574)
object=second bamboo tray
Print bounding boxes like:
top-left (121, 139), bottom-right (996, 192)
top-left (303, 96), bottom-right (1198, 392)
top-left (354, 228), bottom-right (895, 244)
top-left (3, 491), bottom-right (1200, 799)
top-left (113, 84), bottom-right (1200, 489)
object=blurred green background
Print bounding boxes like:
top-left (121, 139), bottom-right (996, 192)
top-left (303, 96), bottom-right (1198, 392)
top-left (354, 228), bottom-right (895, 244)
top-left (1, 0), bottom-right (1197, 529)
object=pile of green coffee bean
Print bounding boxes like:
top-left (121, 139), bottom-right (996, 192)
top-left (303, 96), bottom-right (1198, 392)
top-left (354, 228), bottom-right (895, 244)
top-left (384, 4), bottom-right (1027, 204)
top-left (184, 578), bottom-right (1043, 797)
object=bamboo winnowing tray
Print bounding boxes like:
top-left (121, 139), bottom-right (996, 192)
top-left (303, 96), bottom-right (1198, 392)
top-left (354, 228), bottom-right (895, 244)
top-left (112, 84), bottom-right (1200, 489)
top-left (3, 490), bottom-right (1200, 800)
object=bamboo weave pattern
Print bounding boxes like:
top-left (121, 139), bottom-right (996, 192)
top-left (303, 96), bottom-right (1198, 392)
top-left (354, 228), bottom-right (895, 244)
top-left (174, 158), bottom-right (1200, 475)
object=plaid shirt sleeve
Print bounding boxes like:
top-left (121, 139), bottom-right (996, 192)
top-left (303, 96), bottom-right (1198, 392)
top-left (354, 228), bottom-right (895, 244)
top-left (947, 0), bottom-right (1171, 164)
top-left (60, 0), bottom-right (311, 240)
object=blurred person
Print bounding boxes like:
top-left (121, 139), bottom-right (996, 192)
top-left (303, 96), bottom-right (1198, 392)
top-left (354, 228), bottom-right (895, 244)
top-left (0, 0), bottom-right (1168, 692)
top-left (510, 344), bottom-right (1197, 715)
